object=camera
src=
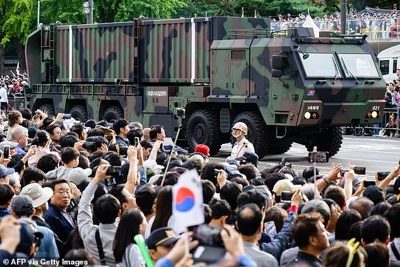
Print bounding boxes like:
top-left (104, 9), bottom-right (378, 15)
top-left (104, 166), bottom-right (125, 186)
top-left (191, 224), bottom-right (227, 264)
top-left (281, 191), bottom-right (293, 202)
top-left (354, 167), bottom-right (366, 175)
top-left (377, 171), bottom-right (391, 181)
top-left (308, 151), bottom-right (329, 163)
top-left (364, 180), bottom-right (376, 187)
top-left (214, 169), bottom-right (220, 179)
top-left (82, 142), bottom-right (97, 151)
top-left (176, 108), bottom-right (186, 118)
top-left (106, 166), bottom-right (121, 176)
top-left (63, 114), bottom-right (72, 119)
top-left (192, 224), bottom-right (224, 248)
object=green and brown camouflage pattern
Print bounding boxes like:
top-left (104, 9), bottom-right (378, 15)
top-left (25, 16), bottom-right (386, 157)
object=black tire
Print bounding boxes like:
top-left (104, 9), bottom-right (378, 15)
top-left (102, 106), bottom-right (124, 122)
top-left (37, 104), bottom-right (55, 117)
top-left (186, 110), bottom-right (222, 156)
top-left (268, 140), bottom-right (293, 155)
top-left (69, 105), bottom-right (87, 122)
top-left (306, 127), bottom-right (343, 157)
top-left (231, 111), bottom-right (269, 158)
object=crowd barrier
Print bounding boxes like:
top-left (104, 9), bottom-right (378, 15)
top-left (344, 107), bottom-right (400, 137)
top-left (8, 95), bottom-right (25, 111)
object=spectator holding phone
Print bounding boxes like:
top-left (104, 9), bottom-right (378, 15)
top-left (78, 164), bottom-right (121, 266)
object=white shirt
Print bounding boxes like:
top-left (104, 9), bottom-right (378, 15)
top-left (231, 137), bottom-right (255, 158)
top-left (0, 87), bottom-right (8, 103)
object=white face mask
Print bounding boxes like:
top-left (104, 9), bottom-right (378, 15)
top-left (232, 132), bottom-right (241, 138)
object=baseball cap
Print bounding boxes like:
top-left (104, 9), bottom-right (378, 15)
top-left (363, 185), bottom-right (385, 205)
top-left (11, 195), bottom-right (34, 214)
top-left (66, 167), bottom-right (91, 186)
top-left (273, 179), bottom-right (296, 196)
top-left (0, 141), bottom-right (18, 151)
top-left (0, 164), bottom-right (15, 178)
top-left (20, 183), bottom-right (53, 208)
top-left (235, 152), bottom-right (259, 166)
top-left (147, 227), bottom-right (179, 250)
top-left (17, 218), bottom-right (44, 251)
top-left (195, 144), bottom-right (210, 157)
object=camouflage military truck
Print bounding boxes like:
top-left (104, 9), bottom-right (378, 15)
top-left (25, 17), bottom-right (386, 158)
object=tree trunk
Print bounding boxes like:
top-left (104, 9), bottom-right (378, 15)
top-left (12, 38), bottom-right (26, 73)
top-left (0, 45), bottom-right (4, 76)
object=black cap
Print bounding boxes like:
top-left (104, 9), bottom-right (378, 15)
top-left (363, 185), bottom-right (385, 205)
top-left (147, 227), bottom-right (179, 250)
top-left (235, 152), bottom-right (259, 166)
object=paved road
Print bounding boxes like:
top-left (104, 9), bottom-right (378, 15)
top-left (211, 136), bottom-right (400, 178)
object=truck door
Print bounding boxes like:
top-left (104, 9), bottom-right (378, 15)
top-left (230, 49), bottom-right (249, 95)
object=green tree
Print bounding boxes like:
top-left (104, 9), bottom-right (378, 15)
top-left (114, 0), bottom-right (189, 21)
top-left (1, 0), bottom-right (36, 70)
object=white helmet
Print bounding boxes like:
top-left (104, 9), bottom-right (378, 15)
top-left (232, 122), bottom-right (248, 135)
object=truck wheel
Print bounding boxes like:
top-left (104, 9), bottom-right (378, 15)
top-left (103, 106), bottom-right (124, 122)
top-left (231, 111), bottom-right (269, 158)
top-left (186, 110), bottom-right (222, 156)
top-left (37, 104), bottom-right (55, 117)
top-left (69, 105), bottom-right (87, 122)
top-left (306, 127), bottom-right (343, 157)
top-left (268, 141), bottom-right (293, 155)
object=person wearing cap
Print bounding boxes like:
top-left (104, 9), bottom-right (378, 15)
top-left (195, 144), bottom-right (210, 158)
top-left (16, 219), bottom-right (44, 261)
top-left (20, 183), bottom-right (53, 229)
top-left (0, 165), bottom-right (15, 184)
top-left (147, 227), bottom-right (180, 264)
top-left (236, 152), bottom-right (259, 168)
top-left (230, 122), bottom-right (255, 158)
top-left (11, 196), bottom-right (59, 259)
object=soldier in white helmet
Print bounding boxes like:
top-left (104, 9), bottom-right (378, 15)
top-left (230, 122), bottom-right (255, 158)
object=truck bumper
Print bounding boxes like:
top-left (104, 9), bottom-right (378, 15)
top-left (297, 100), bottom-right (387, 126)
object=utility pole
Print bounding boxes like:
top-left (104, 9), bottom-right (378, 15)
top-left (37, 0), bottom-right (40, 29)
top-left (83, 0), bottom-right (93, 24)
top-left (340, 0), bottom-right (346, 34)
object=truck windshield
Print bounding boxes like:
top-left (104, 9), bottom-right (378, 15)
top-left (300, 53), bottom-right (341, 78)
top-left (338, 53), bottom-right (379, 78)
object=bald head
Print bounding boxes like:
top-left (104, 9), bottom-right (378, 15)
top-left (349, 197), bottom-right (374, 220)
top-left (142, 128), bottom-right (150, 141)
top-left (237, 203), bottom-right (263, 236)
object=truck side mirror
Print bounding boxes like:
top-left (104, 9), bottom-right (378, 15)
top-left (272, 69), bottom-right (282, 77)
top-left (272, 55), bottom-right (283, 70)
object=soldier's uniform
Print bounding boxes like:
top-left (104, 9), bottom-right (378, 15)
top-left (231, 137), bottom-right (255, 158)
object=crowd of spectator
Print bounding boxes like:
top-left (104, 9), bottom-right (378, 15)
top-left (0, 107), bottom-right (399, 266)
top-left (0, 73), bottom-right (29, 115)
top-left (271, 10), bottom-right (400, 39)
